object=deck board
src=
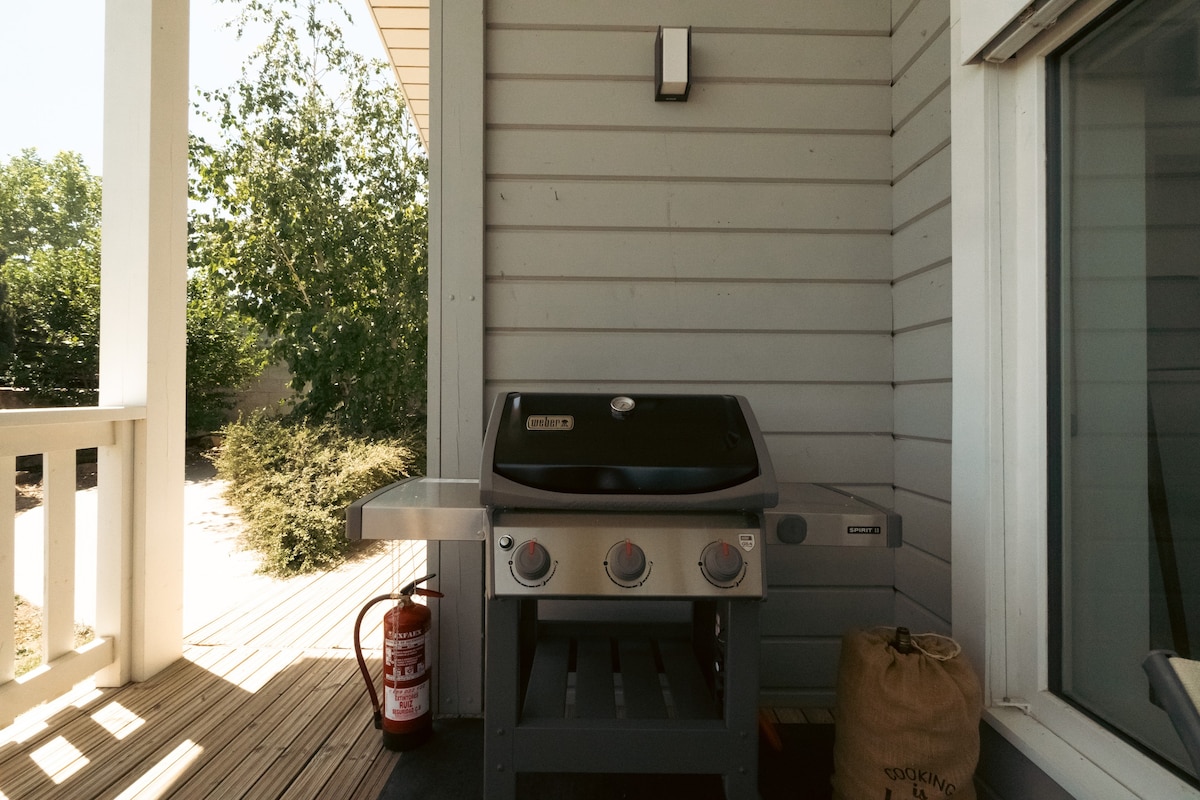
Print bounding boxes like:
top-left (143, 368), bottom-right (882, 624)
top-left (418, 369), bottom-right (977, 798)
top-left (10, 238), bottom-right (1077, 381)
top-left (0, 546), bottom-right (415, 800)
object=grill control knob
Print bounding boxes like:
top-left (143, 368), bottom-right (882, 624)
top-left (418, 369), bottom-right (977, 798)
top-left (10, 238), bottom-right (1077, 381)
top-left (606, 539), bottom-right (647, 583)
top-left (513, 540), bottom-right (551, 582)
top-left (701, 540), bottom-right (744, 584)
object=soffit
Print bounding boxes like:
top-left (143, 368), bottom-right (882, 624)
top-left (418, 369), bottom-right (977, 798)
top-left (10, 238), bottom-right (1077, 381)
top-left (364, 0), bottom-right (430, 150)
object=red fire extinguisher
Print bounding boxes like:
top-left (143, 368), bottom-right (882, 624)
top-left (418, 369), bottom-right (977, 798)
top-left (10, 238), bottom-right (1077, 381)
top-left (353, 573), bottom-right (444, 751)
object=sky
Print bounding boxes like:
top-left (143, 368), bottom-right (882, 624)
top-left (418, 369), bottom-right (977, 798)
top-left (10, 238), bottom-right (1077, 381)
top-left (0, 0), bottom-right (388, 171)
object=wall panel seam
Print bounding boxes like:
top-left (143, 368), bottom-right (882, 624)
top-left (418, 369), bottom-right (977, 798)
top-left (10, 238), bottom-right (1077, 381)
top-left (486, 74), bottom-right (893, 88)
top-left (896, 540), bottom-right (950, 567)
top-left (893, 137), bottom-right (951, 185)
top-left (487, 276), bottom-right (893, 285)
top-left (894, 433), bottom-right (952, 445)
top-left (892, 486), bottom-right (951, 504)
top-left (894, 257), bottom-right (952, 285)
top-left (487, 124), bottom-right (893, 136)
top-left (891, 0), bottom-right (922, 35)
top-left (894, 317), bottom-right (951, 335)
top-left (893, 78), bottom-right (950, 133)
top-left (893, 378), bottom-right (951, 387)
top-left (487, 225), bottom-right (894, 235)
top-left (483, 378), bottom-right (896, 387)
top-left (487, 326), bottom-right (895, 335)
top-left (487, 23), bottom-right (891, 37)
top-left (487, 174), bottom-right (892, 186)
top-left (894, 486), bottom-right (952, 506)
top-left (891, 19), bottom-right (951, 85)
top-left (892, 197), bottom-right (951, 234)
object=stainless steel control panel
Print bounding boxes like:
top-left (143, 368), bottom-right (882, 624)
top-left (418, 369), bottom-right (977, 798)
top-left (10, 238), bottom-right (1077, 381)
top-left (487, 510), bottom-right (764, 599)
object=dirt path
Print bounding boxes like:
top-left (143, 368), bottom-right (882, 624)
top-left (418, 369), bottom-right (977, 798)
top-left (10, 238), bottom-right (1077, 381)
top-left (11, 460), bottom-right (278, 635)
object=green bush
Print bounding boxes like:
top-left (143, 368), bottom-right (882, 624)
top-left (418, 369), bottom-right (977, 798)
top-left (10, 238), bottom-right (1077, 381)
top-left (214, 412), bottom-right (422, 575)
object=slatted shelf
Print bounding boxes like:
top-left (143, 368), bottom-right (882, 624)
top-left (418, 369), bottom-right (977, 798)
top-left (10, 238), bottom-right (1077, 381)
top-left (520, 625), bottom-right (720, 723)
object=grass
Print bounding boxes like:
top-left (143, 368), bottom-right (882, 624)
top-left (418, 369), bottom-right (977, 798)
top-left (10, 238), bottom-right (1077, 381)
top-left (12, 594), bottom-right (95, 677)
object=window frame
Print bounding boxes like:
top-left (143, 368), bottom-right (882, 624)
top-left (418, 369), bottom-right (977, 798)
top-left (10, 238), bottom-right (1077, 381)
top-left (951, 0), bottom-right (1200, 796)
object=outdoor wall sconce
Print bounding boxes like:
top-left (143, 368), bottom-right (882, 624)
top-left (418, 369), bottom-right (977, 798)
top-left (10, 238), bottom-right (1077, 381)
top-left (655, 26), bottom-right (691, 101)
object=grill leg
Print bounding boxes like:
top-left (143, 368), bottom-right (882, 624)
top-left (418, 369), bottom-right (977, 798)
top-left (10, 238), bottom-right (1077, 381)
top-left (484, 597), bottom-right (519, 800)
top-left (722, 599), bottom-right (761, 800)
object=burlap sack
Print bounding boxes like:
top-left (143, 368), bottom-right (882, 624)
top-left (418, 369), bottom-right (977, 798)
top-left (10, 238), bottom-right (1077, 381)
top-left (831, 627), bottom-right (982, 800)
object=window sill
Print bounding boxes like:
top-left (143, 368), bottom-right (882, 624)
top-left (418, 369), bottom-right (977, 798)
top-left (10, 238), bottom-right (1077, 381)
top-left (985, 699), bottom-right (1199, 799)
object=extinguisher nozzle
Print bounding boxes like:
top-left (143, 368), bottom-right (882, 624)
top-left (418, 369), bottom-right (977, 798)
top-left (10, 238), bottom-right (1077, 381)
top-left (373, 710), bottom-right (383, 730)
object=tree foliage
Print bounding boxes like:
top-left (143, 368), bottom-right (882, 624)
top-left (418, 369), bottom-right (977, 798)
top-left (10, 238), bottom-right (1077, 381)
top-left (0, 148), bottom-right (268, 428)
top-left (187, 272), bottom-right (272, 433)
top-left (190, 0), bottom-right (429, 438)
top-left (0, 150), bottom-right (102, 404)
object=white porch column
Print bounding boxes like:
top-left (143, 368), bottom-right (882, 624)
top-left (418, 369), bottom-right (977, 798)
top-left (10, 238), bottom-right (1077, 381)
top-left (97, 0), bottom-right (189, 683)
top-left (427, 0), bottom-right (485, 716)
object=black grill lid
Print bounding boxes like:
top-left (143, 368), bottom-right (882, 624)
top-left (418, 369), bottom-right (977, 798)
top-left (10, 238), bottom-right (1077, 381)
top-left (479, 392), bottom-right (778, 511)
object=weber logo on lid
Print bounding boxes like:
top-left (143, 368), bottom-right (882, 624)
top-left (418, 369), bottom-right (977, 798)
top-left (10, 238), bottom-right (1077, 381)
top-left (526, 415), bottom-right (574, 431)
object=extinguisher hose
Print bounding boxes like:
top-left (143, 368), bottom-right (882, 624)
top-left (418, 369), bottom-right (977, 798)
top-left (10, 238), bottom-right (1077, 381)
top-left (352, 573), bottom-right (445, 730)
top-left (353, 593), bottom-right (396, 730)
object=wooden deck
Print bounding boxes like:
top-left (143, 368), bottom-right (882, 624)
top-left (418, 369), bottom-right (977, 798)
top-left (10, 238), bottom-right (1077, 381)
top-left (0, 541), bottom-right (427, 800)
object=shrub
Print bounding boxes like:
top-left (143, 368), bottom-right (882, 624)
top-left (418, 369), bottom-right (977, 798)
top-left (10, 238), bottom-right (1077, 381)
top-left (214, 412), bottom-right (422, 575)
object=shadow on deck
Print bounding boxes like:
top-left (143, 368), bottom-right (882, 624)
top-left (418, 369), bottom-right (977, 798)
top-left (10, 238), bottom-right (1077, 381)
top-left (0, 542), bottom-right (416, 800)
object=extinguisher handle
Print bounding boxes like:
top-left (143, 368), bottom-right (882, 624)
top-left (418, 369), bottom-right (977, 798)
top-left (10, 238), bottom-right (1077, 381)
top-left (413, 587), bottom-right (445, 599)
top-left (399, 573), bottom-right (438, 597)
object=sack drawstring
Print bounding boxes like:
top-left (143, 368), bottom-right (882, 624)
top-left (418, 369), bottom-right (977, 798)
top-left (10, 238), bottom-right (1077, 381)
top-left (874, 626), bottom-right (962, 662)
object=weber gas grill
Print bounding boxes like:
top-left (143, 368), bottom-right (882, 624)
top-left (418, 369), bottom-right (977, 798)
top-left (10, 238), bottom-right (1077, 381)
top-left (346, 391), bottom-right (902, 800)
top-left (479, 392), bottom-right (774, 800)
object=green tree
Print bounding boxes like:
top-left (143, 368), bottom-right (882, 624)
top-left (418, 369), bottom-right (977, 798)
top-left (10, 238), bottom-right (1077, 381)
top-left (0, 148), bottom-right (268, 425)
top-left (190, 0), bottom-right (429, 437)
top-left (0, 149), bottom-right (100, 263)
top-left (0, 279), bottom-right (15, 373)
top-left (187, 270), bottom-right (272, 433)
top-left (0, 150), bottom-right (102, 404)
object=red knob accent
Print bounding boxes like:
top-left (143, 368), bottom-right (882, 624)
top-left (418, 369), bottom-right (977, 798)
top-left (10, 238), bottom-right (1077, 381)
top-left (702, 540), bottom-right (743, 583)
top-left (513, 540), bottom-right (551, 581)
top-left (607, 539), bottom-right (647, 582)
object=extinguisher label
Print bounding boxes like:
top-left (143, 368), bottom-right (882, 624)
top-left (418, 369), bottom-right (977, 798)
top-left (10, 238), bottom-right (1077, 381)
top-left (386, 682), bottom-right (430, 722)
top-left (386, 630), bottom-right (427, 679)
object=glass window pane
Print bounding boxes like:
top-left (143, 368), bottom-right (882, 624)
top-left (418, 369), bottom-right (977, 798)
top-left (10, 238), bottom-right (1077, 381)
top-left (1055, 0), bottom-right (1200, 779)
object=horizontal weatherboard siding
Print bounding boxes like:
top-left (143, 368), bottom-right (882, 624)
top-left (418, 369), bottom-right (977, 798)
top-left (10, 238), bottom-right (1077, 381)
top-left (482, 0), bottom-right (901, 708)
top-left (486, 180), bottom-right (891, 231)
top-left (487, 81), bottom-right (891, 133)
top-left (486, 230), bottom-right (892, 281)
top-left (485, 280), bottom-right (891, 332)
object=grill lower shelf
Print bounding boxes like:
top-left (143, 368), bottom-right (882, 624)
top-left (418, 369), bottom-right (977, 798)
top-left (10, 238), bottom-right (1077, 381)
top-left (485, 599), bottom-right (761, 800)
top-left (521, 627), bottom-right (720, 722)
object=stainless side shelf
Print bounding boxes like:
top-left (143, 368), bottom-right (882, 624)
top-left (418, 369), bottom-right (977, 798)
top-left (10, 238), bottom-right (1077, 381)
top-left (345, 476), bottom-right (486, 541)
top-left (763, 482), bottom-right (902, 548)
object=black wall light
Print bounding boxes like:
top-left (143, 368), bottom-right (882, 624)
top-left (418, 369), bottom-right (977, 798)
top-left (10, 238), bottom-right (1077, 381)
top-left (654, 26), bottom-right (691, 101)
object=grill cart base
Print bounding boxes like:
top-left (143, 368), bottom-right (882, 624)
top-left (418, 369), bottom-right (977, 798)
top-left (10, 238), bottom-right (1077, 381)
top-left (484, 597), bottom-right (761, 800)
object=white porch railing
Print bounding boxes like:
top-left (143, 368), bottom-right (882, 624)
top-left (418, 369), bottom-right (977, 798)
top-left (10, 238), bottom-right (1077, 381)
top-left (1, 405), bottom-right (146, 728)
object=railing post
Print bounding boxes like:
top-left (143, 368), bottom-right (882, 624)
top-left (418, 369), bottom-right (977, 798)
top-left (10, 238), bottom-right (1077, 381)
top-left (96, 420), bottom-right (136, 687)
top-left (43, 449), bottom-right (77, 663)
top-left (1, 454), bottom-right (14, 685)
